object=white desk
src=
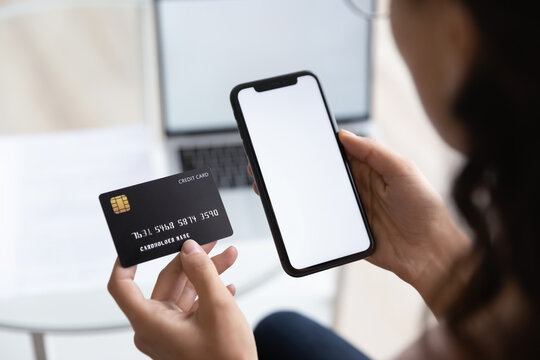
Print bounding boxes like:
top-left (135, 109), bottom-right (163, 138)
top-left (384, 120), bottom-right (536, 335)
top-left (0, 124), bottom-right (281, 360)
top-left (0, 238), bottom-right (280, 360)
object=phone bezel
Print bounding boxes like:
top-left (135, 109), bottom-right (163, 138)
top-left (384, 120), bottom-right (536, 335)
top-left (230, 71), bottom-right (375, 277)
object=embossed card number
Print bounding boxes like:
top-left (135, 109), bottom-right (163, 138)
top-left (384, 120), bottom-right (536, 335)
top-left (99, 167), bottom-right (233, 267)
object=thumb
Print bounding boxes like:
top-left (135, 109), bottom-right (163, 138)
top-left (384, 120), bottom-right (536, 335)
top-left (180, 240), bottom-right (231, 306)
top-left (339, 130), bottom-right (409, 177)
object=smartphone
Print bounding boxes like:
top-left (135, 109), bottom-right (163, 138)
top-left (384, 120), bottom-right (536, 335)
top-left (230, 71), bottom-right (375, 277)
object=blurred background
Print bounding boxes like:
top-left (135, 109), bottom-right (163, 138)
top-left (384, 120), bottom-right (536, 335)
top-left (0, 0), bottom-right (463, 359)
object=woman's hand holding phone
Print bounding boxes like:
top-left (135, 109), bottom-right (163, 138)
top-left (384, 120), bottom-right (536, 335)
top-left (338, 130), bottom-right (470, 315)
top-left (249, 130), bottom-right (470, 315)
top-left (108, 240), bottom-right (257, 360)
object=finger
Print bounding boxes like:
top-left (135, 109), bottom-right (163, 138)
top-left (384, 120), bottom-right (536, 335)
top-left (180, 240), bottom-right (232, 308)
top-left (201, 241), bottom-right (218, 254)
top-left (175, 280), bottom-right (197, 312)
top-left (351, 158), bottom-right (387, 197)
top-left (248, 165), bottom-right (260, 195)
top-left (227, 283), bottom-right (236, 296)
top-left (151, 252), bottom-right (187, 301)
top-left (176, 246), bottom-right (238, 311)
top-left (108, 259), bottom-right (148, 322)
top-left (350, 159), bottom-right (371, 195)
top-left (188, 284), bottom-right (236, 313)
top-left (339, 130), bottom-right (409, 178)
top-left (252, 182), bottom-right (259, 195)
top-left (151, 241), bottom-right (218, 301)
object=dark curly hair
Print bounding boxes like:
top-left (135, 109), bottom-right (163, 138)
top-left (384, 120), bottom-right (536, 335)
top-left (444, 1), bottom-right (540, 358)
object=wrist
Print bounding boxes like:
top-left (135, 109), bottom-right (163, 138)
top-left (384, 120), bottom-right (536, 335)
top-left (408, 221), bottom-right (470, 317)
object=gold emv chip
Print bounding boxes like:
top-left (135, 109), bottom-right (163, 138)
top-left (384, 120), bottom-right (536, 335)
top-left (111, 195), bottom-right (130, 214)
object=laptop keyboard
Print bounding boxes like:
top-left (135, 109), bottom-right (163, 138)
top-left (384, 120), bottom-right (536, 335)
top-left (179, 145), bottom-right (251, 188)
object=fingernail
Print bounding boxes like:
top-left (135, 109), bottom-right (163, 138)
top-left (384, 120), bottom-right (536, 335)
top-left (339, 129), bottom-right (355, 137)
top-left (182, 239), bottom-right (202, 255)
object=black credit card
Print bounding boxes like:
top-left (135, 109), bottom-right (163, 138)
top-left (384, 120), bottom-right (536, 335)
top-left (99, 167), bottom-right (233, 267)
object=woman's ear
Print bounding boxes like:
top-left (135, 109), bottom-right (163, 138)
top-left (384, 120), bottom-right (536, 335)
top-left (389, 0), bottom-right (478, 152)
top-left (437, 0), bottom-right (478, 100)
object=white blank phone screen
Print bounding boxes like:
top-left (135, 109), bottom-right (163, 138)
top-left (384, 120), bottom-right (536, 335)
top-left (238, 75), bottom-right (371, 270)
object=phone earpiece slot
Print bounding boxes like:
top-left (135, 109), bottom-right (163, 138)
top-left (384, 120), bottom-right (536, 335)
top-left (254, 76), bottom-right (298, 92)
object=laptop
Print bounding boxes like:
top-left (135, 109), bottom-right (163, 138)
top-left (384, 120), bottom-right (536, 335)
top-left (153, 0), bottom-right (374, 240)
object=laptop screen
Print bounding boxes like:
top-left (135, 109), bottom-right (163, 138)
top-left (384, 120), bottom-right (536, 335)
top-left (156, 0), bottom-right (374, 134)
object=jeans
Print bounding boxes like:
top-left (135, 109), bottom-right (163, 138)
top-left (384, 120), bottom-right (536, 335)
top-left (254, 311), bottom-right (371, 360)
